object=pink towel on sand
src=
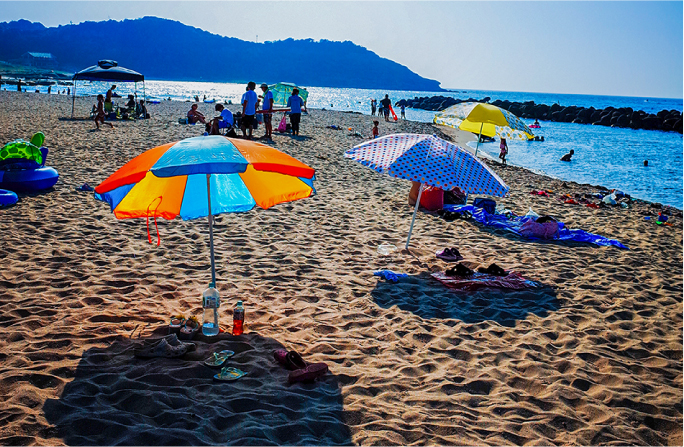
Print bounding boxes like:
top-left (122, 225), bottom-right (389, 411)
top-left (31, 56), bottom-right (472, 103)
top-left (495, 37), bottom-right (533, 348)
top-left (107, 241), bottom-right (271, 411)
top-left (431, 271), bottom-right (540, 292)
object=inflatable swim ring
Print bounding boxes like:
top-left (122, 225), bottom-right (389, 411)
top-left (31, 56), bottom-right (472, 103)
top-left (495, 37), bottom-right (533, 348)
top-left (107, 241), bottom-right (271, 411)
top-left (0, 189), bottom-right (18, 207)
top-left (529, 124), bottom-right (541, 129)
top-left (149, 100), bottom-right (161, 104)
top-left (204, 99), bottom-right (215, 104)
top-left (0, 167), bottom-right (59, 192)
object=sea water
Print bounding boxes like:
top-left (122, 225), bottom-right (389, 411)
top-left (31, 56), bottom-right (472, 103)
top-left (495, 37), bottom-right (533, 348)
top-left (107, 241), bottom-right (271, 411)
top-left (5, 80), bottom-right (681, 207)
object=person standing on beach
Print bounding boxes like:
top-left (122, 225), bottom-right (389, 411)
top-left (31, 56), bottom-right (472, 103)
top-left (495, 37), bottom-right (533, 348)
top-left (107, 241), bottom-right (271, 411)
top-left (259, 83), bottom-right (274, 140)
top-left (241, 81), bottom-right (258, 139)
top-left (105, 85), bottom-right (116, 110)
top-left (47, 85), bottom-right (51, 95)
top-left (380, 94), bottom-right (391, 122)
top-left (94, 94), bottom-right (114, 130)
top-left (499, 137), bottom-right (508, 165)
top-left (287, 88), bottom-right (306, 136)
top-left (371, 99), bottom-right (376, 116)
top-left (400, 103), bottom-right (406, 120)
top-left (372, 120), bottom-right (379, 138)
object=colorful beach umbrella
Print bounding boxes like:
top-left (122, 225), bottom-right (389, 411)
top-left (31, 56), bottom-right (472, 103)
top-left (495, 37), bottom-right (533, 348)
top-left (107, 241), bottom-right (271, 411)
top-left (434, 102), bottom-right (534, 155)
top-left (95, 135), bottom-right (316, 285)
top-left (344, 133), bottom-right (508, 248)
top-left (269, 82), bottom-right (309, 107)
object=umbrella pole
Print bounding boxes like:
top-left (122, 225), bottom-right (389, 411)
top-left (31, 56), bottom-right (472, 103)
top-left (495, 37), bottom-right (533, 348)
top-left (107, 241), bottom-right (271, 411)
top-left (405, 183), bottom-right (424, 250)
top-left (206, 174), bottom-right (216, 286)
top-left (474, 122), bottom-right (484, 157)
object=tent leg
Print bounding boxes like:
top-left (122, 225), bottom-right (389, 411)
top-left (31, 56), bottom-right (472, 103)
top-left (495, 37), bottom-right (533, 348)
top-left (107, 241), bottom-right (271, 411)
top-left (406, 183), bottom-right (424, 250)
top-left (71, 82), bottom-right (76, 118)
top-left (206, 174), bottom-right (216, 286)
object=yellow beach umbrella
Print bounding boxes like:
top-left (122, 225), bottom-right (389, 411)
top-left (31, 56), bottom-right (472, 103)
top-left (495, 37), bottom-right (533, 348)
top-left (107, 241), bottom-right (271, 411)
top-left (434, 102), bottom-right (534, 155)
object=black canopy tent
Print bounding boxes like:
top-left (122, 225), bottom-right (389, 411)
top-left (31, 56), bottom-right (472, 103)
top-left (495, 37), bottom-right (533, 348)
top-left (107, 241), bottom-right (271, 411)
top-left (71, 60), bottom-right (146, 118)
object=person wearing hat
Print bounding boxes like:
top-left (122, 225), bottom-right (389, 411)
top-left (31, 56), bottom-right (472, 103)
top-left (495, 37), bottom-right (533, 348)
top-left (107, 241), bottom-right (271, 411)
top-left (241, 81), bottom-right (258, 140)
top-left (259, 83), bottom-right (274, 140)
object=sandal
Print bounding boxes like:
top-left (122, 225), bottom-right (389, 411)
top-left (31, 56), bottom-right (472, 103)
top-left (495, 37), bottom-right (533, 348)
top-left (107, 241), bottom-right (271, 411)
top-left (178, 316), bottom-right (200, 340)
top-left (168, 315), bottom-right (185, 335)
top-left (436, 247), bottom-right (464, 262)
top-left (478, 263), bottom-right (508, 277)
top-left (288, 363), bottom-right (329, 384)
top-left (134, 336), bottom-right (194, 358)
top-left (214, 367), bottom-right (247, 381)
top-left (446, 263), bottom-right (474, 277)
top-left (274, 350), bottom-right (308, 370)
top-left (204, 350), bottom-right (236, 367)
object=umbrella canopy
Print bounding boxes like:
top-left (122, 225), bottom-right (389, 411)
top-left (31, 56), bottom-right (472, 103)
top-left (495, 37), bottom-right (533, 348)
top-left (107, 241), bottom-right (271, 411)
top-left (269, 82), bottom-right (309, 106)
top-left (434, 102), bottom-right (534, 141)
top-left (73, 60), bottom-right (144, 82)
top-left (344, 133), bottom-right (508, 248)
top-left (344, 133), bottom-right (508, 196)
top-left (95, 135), bottom-right (316, 284)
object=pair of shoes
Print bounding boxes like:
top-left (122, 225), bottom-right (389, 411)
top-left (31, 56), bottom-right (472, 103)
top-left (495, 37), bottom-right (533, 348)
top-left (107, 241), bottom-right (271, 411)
top-left (436, 247), bottom-right (464, 262)
top-left (274, 350), bottom-right (329, 384)
top-left (477, 263), bottom-right (508, 276)
top-left (178, 316), bottom-right (200, 340)
top-left (134, 334), bottom-right (196, 358)
top-left (445, 263), bottom-right (474, 277)
top-left (204, 349), bottom-right (236, 367)
top-left (168, 315), bottom-right (185, 334)
top-left (76, 183), bottom-right (94, 192)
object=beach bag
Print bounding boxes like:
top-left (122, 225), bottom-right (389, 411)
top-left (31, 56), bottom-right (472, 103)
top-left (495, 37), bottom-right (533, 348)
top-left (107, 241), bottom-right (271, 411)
top-left (277, 116), bottom-right (287, 132)
top-left (473, 198), bottom-right (496, 215)
top-left (419, 186), bottom-right (444, 211)
top-left (444, 187), bottom-right (467, 205)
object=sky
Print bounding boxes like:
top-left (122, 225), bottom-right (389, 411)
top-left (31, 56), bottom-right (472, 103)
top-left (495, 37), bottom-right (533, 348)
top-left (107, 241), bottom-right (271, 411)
top-left (1, 1), bottom-right (682, 98)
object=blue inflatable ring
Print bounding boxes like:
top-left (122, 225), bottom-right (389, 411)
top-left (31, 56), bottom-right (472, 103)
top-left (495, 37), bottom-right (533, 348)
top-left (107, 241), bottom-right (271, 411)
top-left (0, 189), bottom-right (18, 207)
top-left (0, 166), bottom-right (59, 192)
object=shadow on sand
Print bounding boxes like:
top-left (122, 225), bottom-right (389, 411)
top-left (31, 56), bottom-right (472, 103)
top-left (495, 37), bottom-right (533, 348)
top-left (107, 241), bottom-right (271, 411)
top-left (43, 330), bottom-right (352, 446)
top-left (372, 272), bottom-right (560, 327)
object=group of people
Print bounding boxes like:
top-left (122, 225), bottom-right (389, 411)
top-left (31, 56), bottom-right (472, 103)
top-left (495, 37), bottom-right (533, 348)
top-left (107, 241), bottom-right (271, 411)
top-left (93, 85), bottom-right (149, 130)
top-left (370, 95), bottom-right (406, 120)
top-left (187, 81), bottom-right (307, 139)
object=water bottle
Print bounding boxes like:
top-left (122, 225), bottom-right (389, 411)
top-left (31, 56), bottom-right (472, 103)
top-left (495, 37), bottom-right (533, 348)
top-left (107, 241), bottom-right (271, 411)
top-left (232, 301), bottom-right (244, 336)
top-left (201, 283), bottom-right (220, 336)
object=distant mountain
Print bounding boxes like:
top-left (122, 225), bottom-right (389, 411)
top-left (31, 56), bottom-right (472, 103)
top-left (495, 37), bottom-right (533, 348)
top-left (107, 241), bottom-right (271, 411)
top-left (0, 17), bottom-right (443, 91)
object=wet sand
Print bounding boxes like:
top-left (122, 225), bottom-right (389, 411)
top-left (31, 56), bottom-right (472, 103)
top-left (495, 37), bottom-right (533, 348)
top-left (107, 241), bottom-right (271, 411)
top-left (0, 91), bottom-right (681, 445)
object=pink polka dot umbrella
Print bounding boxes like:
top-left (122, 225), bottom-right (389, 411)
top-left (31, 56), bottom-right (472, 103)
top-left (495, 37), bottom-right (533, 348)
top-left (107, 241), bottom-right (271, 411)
top-left (344, 133), bottom-right (509, 248)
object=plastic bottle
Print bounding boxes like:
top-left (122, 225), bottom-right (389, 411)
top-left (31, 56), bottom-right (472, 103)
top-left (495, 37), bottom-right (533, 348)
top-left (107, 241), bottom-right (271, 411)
top-left (232, 301), bottom-right (245, 336)
top-left (201, 283), bottom-right (220, 336)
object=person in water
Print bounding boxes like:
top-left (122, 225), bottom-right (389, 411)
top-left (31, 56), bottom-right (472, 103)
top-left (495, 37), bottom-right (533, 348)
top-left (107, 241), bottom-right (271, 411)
top-left (534, 119), bottom-right (540, 126)
top-left (561, 149), bottom-right (574, 162)
top-left (499, 138), bottom-right (508, 165)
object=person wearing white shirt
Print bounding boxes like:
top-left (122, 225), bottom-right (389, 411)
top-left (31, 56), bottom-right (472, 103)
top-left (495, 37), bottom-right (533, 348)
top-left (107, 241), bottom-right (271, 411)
top-left (287, 88), bottom-right (306, 136)
top-left (241, 81), bottom-right (258, 139)
top-left (259, 83), bottom-right (274, 140)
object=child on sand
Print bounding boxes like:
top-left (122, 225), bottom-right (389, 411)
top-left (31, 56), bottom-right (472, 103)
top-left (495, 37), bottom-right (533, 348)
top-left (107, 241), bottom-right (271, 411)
top-left (94, 94), bottom-right (113, 129)
top-left (499, 137), bottom-right (508, 165)
top-left (372, 120), bottom-right (379, 138)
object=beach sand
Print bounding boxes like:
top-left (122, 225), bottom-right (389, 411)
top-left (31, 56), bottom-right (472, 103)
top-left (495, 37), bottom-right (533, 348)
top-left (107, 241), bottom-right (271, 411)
top-left (0, 91), bottom-right (681, 445)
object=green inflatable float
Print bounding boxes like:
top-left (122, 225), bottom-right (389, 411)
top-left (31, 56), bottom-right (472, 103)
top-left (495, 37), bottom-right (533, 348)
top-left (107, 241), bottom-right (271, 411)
top-left (0, 132), bottom-right (59, 192)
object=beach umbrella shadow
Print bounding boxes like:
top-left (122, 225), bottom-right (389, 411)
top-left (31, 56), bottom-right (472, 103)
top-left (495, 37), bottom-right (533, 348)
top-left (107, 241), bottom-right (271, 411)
top-left (371, 272), bottom-right (560, 327)
top-left (43, 332), bottom-right (352, 446)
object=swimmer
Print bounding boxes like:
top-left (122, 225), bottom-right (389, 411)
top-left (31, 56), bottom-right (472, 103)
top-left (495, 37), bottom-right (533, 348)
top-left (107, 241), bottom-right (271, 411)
top-left (644, 160), bottom-right (649, 167)
top-left (560, 149), bottom-right (574, 162)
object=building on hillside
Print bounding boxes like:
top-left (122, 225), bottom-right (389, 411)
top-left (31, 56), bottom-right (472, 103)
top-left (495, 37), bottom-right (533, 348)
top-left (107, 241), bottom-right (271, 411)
top-left (20, 52), bottom-right (57, 69)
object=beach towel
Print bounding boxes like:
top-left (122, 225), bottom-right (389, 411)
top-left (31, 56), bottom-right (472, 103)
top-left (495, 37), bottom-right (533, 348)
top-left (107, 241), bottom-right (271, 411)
top-left (431, 271), bottom-right (540, 292)
top-left (443, 205), bottom-right (629, 249)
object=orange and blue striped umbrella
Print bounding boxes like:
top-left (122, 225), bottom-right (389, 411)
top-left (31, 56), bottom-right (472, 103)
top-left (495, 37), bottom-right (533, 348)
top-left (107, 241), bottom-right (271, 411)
top-left (95, 135), bottom-right (315, 285)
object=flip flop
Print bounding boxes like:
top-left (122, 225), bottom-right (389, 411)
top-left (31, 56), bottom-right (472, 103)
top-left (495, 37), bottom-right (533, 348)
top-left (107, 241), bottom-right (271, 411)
top-left (478, 263), bottom-right (508, 277)
top-left (214, 367), bottom-right (247, 382)
top-left (436, 247), bottom-right (464, 262)
top-left (179, 317), bottom-right (200, 340)
top-left (204, 350), bottom-right (235, 367)
top-left (288, 363), bottom-right (329, 384)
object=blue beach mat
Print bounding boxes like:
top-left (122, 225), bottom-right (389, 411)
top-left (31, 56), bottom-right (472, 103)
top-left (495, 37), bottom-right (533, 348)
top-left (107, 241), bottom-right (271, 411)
top-left (444, 205), bottom-right (628, 249)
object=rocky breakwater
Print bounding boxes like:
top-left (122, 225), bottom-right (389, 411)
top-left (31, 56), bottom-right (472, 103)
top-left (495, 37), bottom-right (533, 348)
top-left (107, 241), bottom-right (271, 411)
top-left (400, 95), bottom-right (683, 133)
